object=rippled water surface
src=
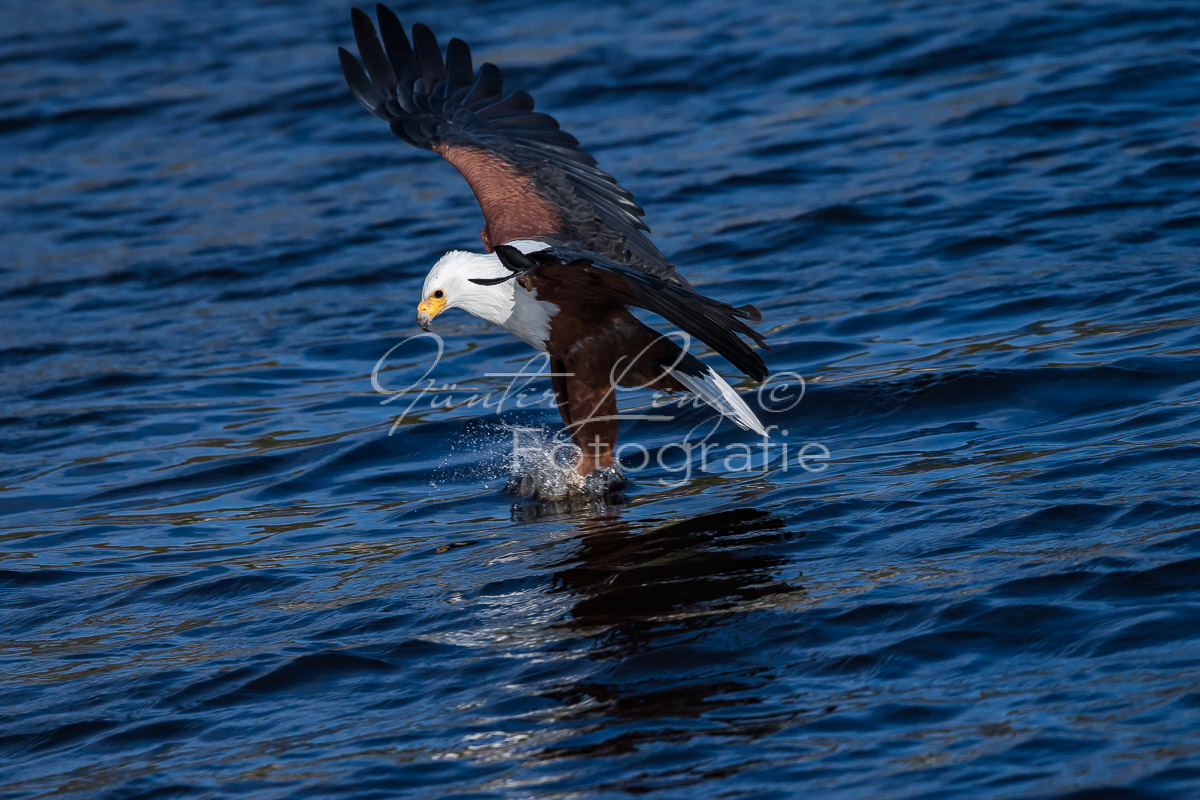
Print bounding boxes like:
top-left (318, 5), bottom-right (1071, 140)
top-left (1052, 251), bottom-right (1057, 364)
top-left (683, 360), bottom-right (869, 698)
top-left (4, 0), bottom-right (1200, 797)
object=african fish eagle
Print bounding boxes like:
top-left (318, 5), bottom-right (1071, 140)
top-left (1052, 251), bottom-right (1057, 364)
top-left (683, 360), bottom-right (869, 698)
top-left (339, 5), bottom-right (770, 481)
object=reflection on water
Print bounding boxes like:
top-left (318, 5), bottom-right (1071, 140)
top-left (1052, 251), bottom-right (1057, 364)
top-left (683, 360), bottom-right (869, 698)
top-left (541, 509), bottom-right (799, 756)
top-left (555, 508), bottom-right (793, 632)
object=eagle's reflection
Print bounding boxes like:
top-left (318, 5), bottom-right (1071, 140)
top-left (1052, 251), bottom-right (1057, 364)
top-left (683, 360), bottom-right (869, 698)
top-left (530, 505), bottom-right (804, 757)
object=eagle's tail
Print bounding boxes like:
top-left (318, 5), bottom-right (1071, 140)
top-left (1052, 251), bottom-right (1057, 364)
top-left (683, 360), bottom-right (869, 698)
top-left (665, 358), bottom-right (769, 438)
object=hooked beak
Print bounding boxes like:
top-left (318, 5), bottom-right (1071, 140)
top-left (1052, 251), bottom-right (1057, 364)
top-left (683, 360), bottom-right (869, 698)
top-left (416, 294), bottom-right (446, 331)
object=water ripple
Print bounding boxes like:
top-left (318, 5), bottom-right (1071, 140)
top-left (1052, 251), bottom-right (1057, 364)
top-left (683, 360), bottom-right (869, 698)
top-left (2, 0), bottom-right (1200, 798)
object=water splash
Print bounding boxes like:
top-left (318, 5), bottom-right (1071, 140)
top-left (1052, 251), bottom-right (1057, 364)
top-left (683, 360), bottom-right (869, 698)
top-left (498, 424), bottom-right (627, 501)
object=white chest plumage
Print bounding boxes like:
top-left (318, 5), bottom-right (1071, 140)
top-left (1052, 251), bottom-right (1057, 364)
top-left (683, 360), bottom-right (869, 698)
top-left (500, 285), bottom-right (558, 351)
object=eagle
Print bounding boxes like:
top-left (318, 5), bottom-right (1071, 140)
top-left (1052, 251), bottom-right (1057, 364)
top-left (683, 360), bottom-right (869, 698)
top-left (339, 5), bottom-right (770, 484)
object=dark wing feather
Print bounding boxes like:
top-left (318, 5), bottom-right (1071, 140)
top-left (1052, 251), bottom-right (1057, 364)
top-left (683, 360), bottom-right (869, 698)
top-left (340, 5), bottom-right (682, 283)
top-left (410, 24), bottom-right (446, 91)
top-left (494, 246), bottom-right (769, 382)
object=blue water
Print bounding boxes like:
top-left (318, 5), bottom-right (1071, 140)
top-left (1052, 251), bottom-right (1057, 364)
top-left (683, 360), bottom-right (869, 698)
top-left (4, 0), bottom-right (1200, 797)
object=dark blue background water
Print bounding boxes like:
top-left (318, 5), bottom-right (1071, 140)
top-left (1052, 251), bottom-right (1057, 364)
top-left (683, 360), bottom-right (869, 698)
top-left (4, 0), bottom-right (1200, 797)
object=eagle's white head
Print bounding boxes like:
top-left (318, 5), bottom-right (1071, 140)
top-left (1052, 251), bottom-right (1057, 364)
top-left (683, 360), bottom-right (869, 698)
top-left (417, 250), bottom-right (512, 329)
top-left (416, 246), bottom-right (558, 351)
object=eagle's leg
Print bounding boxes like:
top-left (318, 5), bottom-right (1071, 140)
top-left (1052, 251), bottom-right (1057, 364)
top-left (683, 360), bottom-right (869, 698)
top-left (571, 391), bottom-right (617, 476)
top-left (549, 357), bottom-right (572, 429)
top-left (554, 358), bottom-right (617, 477)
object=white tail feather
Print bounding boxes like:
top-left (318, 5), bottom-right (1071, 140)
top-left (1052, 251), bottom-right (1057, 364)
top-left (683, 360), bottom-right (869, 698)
top-left (665, 365), bottom-right (768, 437)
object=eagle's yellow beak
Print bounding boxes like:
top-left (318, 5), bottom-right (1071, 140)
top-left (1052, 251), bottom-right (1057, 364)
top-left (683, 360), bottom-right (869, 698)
top-left (416, 293), bottom-right (446, 331)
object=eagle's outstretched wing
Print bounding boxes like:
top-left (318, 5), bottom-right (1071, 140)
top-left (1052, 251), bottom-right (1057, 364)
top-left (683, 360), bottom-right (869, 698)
top-left (339, 5), bottom-right (684, 284)
top-left (484, 245), bottom-right (770, 382)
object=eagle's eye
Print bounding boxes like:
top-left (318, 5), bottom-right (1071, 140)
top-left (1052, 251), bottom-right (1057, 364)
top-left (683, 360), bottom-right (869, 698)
top-left (433, 289), bottom-right (444, 299)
